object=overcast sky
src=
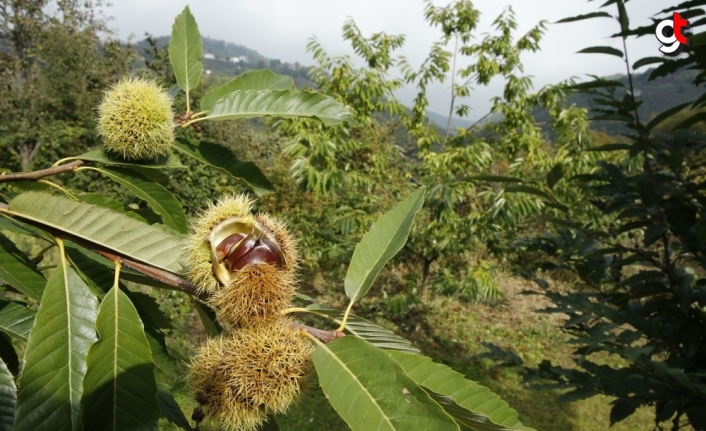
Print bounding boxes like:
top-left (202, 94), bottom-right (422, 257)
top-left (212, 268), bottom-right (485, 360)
top-left (103, 0), bottom-right (675, 120)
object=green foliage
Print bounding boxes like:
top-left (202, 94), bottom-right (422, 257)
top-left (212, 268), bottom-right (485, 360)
top-left (0, 4), bottom-right (532, 431)
top-left (485, 1), bottom-right (706, 430)
top-left (276, 0), bottom-right (597, 307)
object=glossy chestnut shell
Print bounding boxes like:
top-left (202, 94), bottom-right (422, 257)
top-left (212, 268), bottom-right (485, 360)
top-left (208, 216), bottom-right (284, 286)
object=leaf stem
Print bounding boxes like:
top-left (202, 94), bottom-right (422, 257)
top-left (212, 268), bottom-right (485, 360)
top-left (336, 300), bottom-right (355, 332)
top-left (113, 259), bottom-right (122, 290)
top-left (37, 180), bottom-right (78, 199)
top-left (180, 116), bottom-right (208, 128)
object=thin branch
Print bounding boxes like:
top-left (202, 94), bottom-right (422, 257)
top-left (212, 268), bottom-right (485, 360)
top-left (0, 160), bottom-right (84, 183)
top-left (295, 322), bottom-right (345, 344)
top-left (94, 248), bottom-right (207, 300)
top-left (444, 33), bottom-right (459, 144)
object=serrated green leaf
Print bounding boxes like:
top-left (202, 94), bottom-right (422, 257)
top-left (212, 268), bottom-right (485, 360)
top-left (206, 90), bottom-right (351, 126)
top-left (577, 46), bottom-right (624, 57)
top-left (14, 257), bottom-right (99, 431)
top-left (345, 188), bottom-right (425, 302)
top-left (155, 389), bottom-right (190, 431)
top-left (555, 11), bottom-right (612, 23)
top-left (305, 305), bottom-right (420, 354)
top-left (81, 285), bottom-right (159, 431)
top-left (674, 111), bottom-right (706, 130)
top-left (88, 166), bottom-right (188, 234)
top-left (632, 57), bottom-right (668, 70)
top-left (388, 351), bottom-right (534, 431)
top-left (168, 6), bottom-right (202, 98)
top-left (7, 192), bottom-right (185, 275)
top-left (173, 138), bottom-right (274, 196)
top-left (0, 232), bottom-right (46, 300)
top-left (567, 79), bottom-right (624, 91)
top-left (646, 102), bottom-right (693, 132)
top-left (0, 302), bottom-right (34, 341)
top-left (313, 336), bottom-right (459, 431)
top-left (0, 357), bottom-right (15, 430)
top-left (201, 69), bottom-right (294, 112)
top-left (73, 150), bottom-right (185, 169)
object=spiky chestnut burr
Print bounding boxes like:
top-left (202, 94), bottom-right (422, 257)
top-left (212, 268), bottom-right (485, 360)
top-left (185, 194), bottom-right (299, 326)
top-left (97, 76), bottom-right (174, 161)
top-left (189, 319), bottom-right (314, 431)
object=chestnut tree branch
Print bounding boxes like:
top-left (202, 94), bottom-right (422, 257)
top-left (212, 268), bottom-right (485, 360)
top-left (0, 160), bottom-right (84, 182)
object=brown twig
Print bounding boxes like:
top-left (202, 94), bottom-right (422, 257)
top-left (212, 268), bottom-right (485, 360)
top-left (293, 322), bottom-right (345, 343)
top-left (0, 160), bottom-right (84, 182)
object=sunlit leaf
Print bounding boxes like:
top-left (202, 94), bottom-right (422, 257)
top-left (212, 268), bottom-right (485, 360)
top-left (14, 259), bottom-right (99, 431)
top-left (200, 69), bottom-right (294, 112)
top-left (313, 336), bottom-right (459, 431)
top-left (206, 90), bottom-right (351, 126)
top-left (345, 187), bottom-right (425, 302)
top-left (7, 192), bottom-right (185, 275)
top-left (173, 138), bottom-right (274, 196)
top-left (388, 351), bottom-right (535, 431)
top-left (168, 5), bottom-right (202, 98)
top-left (0, 358), bottom-right (15, 430)
top-left (81, 285), bottom-right (159, 431)
top-left (0, 232), bottom-right (46, 300)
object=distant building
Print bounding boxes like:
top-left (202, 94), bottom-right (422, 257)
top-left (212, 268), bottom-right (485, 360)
top-left (203, 52), bottom-right (215, 60)
top-left (229, 56), bottom-right (240, 63)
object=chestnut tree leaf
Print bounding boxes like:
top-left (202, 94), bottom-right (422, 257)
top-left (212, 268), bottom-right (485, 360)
top-left (173, 138), bottom-right (274, 196)
top-left (0, 357), bottom-right (15, 430)
top-left (81, 285), bottom-right (159, 431)
top-left (313, 336), bottom-right (459, 431)
top-left (88, 166), bottom-right (188, 234)
top-left (345, 188), bottom-right (425, 302)
top-left (200, 69), bottom-right (294, 112)
top-left (205, 90), bottom-right (351, 126)
top-left (13, 255), bottom-right (99, 431)
top-left (0, 233), bottom-right (46, 301)
top-left (7, 192), bottom-right (185, 275)
top-left (388, 351), bottom-right (536, 431)
top-left (169, 5), bottom-right (202, 98)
